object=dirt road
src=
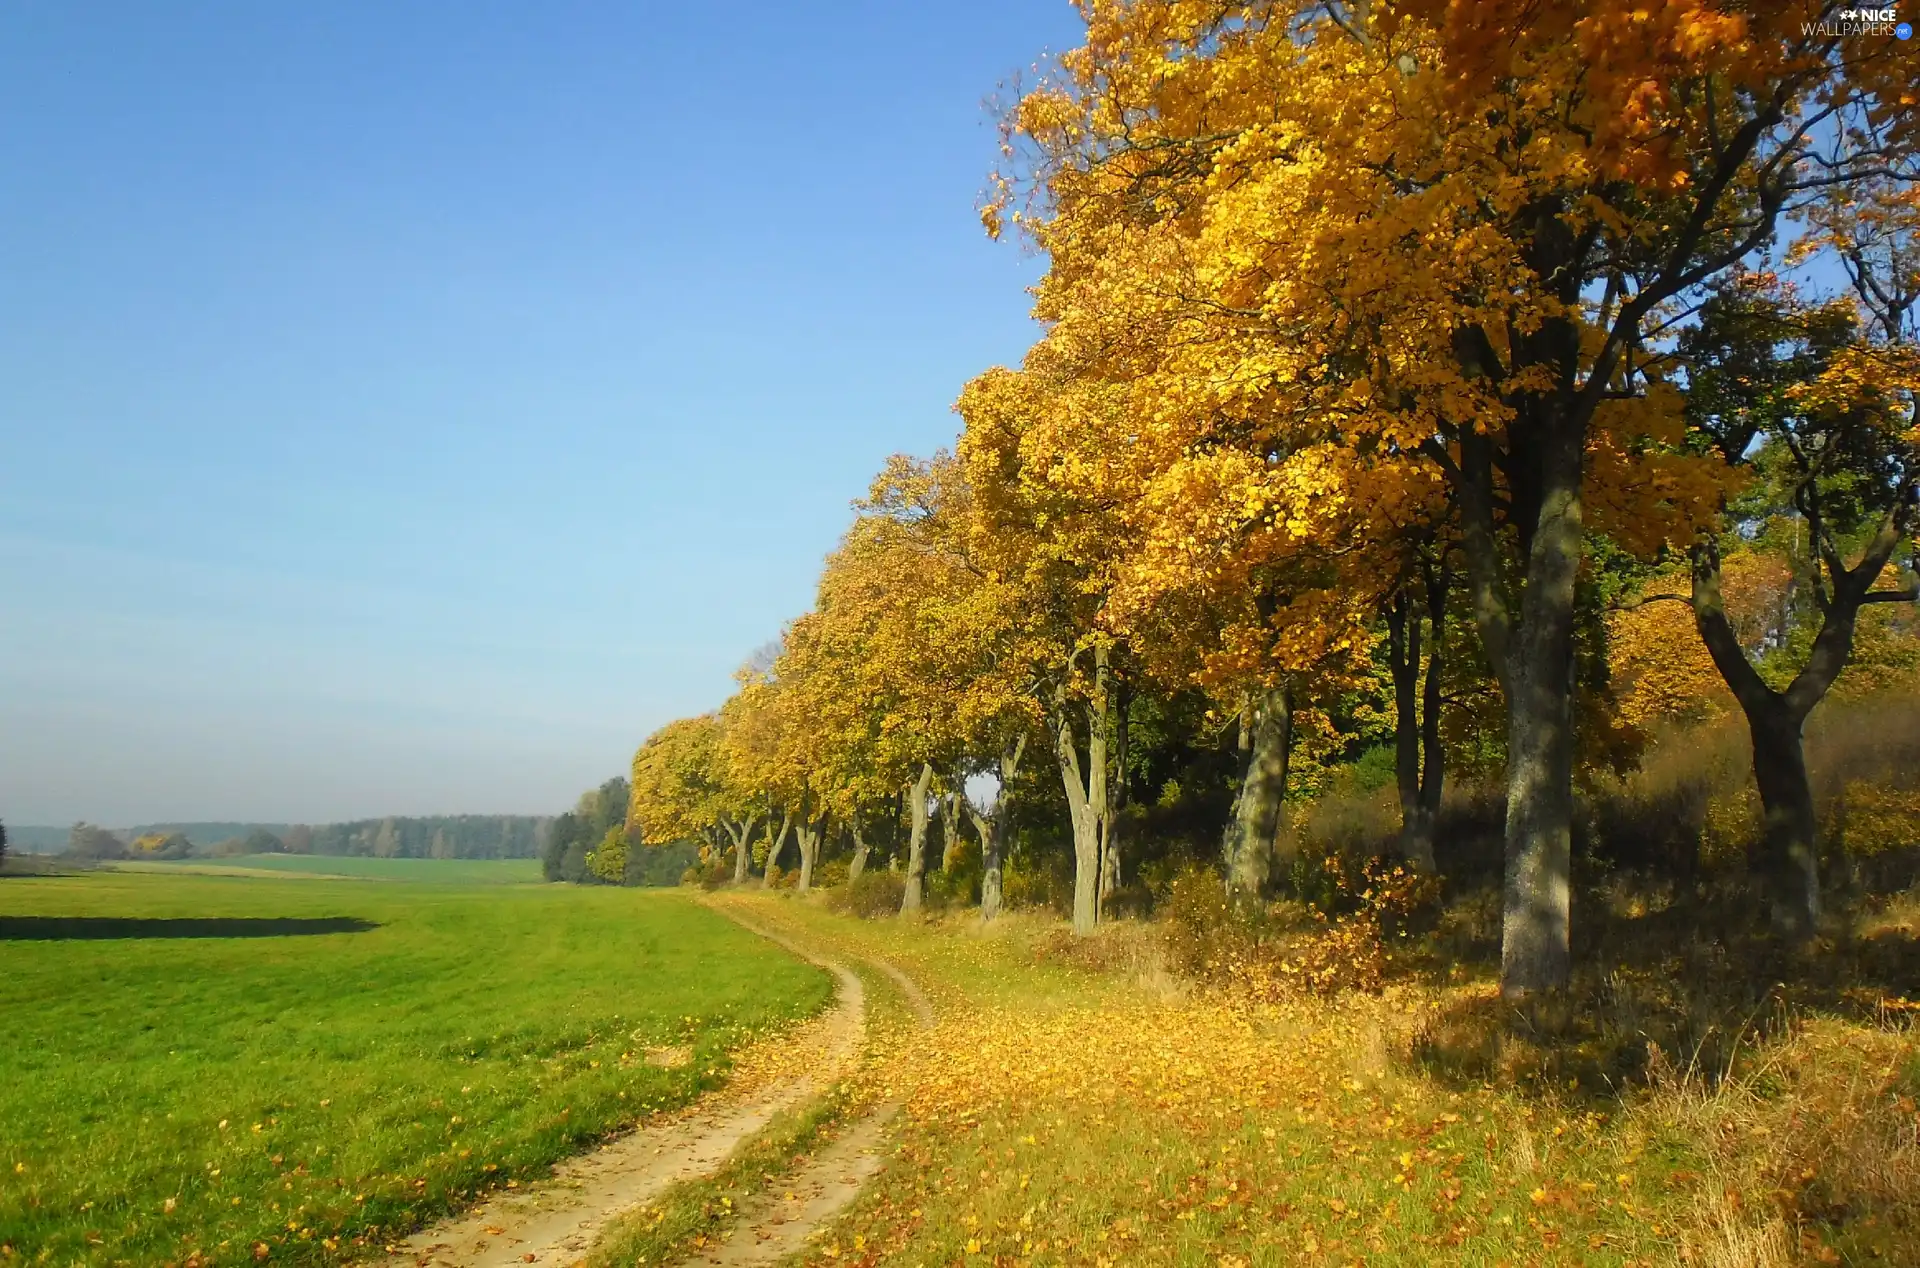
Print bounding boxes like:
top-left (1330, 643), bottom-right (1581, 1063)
top-left (375, 902), bottom-right (922, 1268)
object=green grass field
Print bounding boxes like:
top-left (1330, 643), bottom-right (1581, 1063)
top-left (0, 871), bottom-right (832, 1266)
top-left (114, 855), bottom-right (545, 884)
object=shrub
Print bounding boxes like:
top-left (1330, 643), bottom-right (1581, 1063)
top-left (1279, 782), bottom-right (1400, 899)
top-left (1102, 879), bottom-right (1154, 920)
top-left (823, 869), bottom-right (906, 919)
top-left (1160, 864), bottom-right (1260, 979)
top-left (1002, 856), bottom-right (1074, 915)
top-left (1161, 858), bottom-right (1433, 998)
top-left (1290, 861), bottom-right (1435, 993)
top-left (684, 855), bottom-right (731, 890)
top-left (814, 857), bottom-right (851, 889)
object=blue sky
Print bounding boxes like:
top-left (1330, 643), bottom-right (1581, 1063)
top-left (0, 1), bottom-right (1083, 827)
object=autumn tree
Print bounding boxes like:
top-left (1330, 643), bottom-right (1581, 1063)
top-left (1677, 277), bottom-right (1918, 933)
top-left (786, 452), bottom-right (1035, 915)
top-left (956, 367), bottom-right (1139, 932)
top-left (993, 0), bottom-right (1915, 991)
top-left (585, 827), bottom-right (630, 883)
top-left (719, 680), bottom-right (797, 887)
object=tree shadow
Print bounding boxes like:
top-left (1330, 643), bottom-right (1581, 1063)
top-left (0, 915), bottom-right (378, 940)
top-left (1405, 875), bottom-right (1920, 1097)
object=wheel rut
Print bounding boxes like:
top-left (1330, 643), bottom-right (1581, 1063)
top-left (674, 904), bottom-right (932, 1266)
top-left (373, 901), bottom-right (925, 1268)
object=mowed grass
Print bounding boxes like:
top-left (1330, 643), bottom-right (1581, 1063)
top-left (115, 856), bottom-right (544, 884)
top-left (0, 872), bottom-right (832, 1266)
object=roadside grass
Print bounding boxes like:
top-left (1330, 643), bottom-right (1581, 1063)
top-left (111, 856), bottom-right (544, 884)
top-left (0, 873), bottom-right (832, 1266)
top-left (726, 894), bottom-right (1919, 1267)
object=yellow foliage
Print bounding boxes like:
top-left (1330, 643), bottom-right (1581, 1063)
top-left (1838, 782), bottom-right (1920, 857)
top-left (1609, 551), bottom-right (1797, 730)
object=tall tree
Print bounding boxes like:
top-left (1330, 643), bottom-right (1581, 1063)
top-left (992, 0), bottom-right (1914, 990)
top-left (1679, 278), bottom-right (1919, 933)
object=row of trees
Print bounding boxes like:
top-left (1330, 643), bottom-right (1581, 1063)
top-left (627, 2), bottom-right (1917, 997)
top-left (284, 815), bottom-right (549, 860)
top-left (53, 816), bottom-right (553, 861)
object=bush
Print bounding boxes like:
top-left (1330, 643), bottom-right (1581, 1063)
top-left (1161, 864), bottom-right (1257, 978)
top-left (823, 869), bottom-right (906, 919)
top-left (1160, 858), bottom-right (1433, 998)
top-left (1003, 856), bottom-right (1074, 915)
top-left (815, 857), bottom-right (851, 889)
top-left (684, 854), bottom-right (732, 890)
top-left (1102, 879), bottom-right (1154, 920)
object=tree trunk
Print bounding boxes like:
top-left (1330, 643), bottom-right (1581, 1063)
top-left (761, 808), bottom-right (793, 889)
top-left (1490, 422), bottom-right (1583, 998)
top-left (1223, 683), bottom-right (1292, 899)
top-left (1747, 704), bottom-right (1820, 937)
top-left (848, 823), bottom-right (870, 882)
top-left (1054, 648), bottom-right (1111, 936)
top-left (1685, 531), bottom-right (1912, 939)
top-left (795, 817), bottom-right (822, 893)
top-left (900, 763), bottom-right (935, 915)
top-left (1056, 719), bottom-right (1101, 935)
top-left (973, 736), bottom-right (1026, 923)
top-left (941, 786), bottom-right (963, 872)
top-left (1388, 569), bottom-right (1448, 875)
top-left (727, 818), bottom-right (755, 885)
top-left (1099, 684), bottom-right (1130, 910)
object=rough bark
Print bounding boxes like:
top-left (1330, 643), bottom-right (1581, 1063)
top-left (971, 735), bottom-right (1026, 923)
top-left (1099, 683), bottom-right (1130, 909)
top-left (1222, 683), bottom-right (1293, 899)
top-left (794, 816), bottom-right (822, 893)
top-left (941, 787), bottom-right (964, 872)
top-left (848, 823), bottom-right (870, 882)
top-left (760, 808), bottom-right (793, 889)
top-left (900, 763), bottom-right (935, 915)
top-left (1498, 424), bottom-right (1583, 997)
top-left (1053, 646), bottom-right (1111, 936)
top-left (1748, 708), bottom-right (1820, 935)
top-left (726, 816), bottom-right (757, 885)
top-left (1458, 405), bottom-right (1582, 998)
top-left (1387, 568), bottom-right (1448, 875)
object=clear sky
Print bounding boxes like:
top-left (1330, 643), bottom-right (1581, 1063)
top-left (0, 1), bottom-right (1083, 827)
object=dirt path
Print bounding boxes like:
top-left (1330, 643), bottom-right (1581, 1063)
top-left (668, 905), bottom-right (934, 1266)
top-left (377, 914), bottom-right (869, 1268)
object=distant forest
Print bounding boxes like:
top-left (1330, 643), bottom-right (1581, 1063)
top-left (262, 816), bottom-right (550, 860)
top-left (21, 816), bottom-right (551, 861)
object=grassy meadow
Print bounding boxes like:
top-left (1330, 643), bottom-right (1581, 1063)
top-left (713, 894), bottom-right (1920, 1268)
top-left (0, 869), bottom-right (832, 1266)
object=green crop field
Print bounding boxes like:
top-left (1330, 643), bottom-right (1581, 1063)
top-left (0, 870), bottom-right (832, 1266)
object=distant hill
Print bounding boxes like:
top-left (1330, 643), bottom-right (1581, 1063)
top-left (6, 816), bottom-right (552, 860)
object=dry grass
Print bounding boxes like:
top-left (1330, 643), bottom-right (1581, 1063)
top-left (704, 877), bottom-right (1920, 1266)
top-left (1643, 1015), bottom-right (1920, 1265)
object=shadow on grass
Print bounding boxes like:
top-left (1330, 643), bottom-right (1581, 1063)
top-left (0, 915), bottom-right (378, 940)
top-left (1408, 876), bottom-right (1920, 1096)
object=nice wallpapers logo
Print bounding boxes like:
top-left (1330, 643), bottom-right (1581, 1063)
top-left (1809, 7), bottom-right (1913, 37)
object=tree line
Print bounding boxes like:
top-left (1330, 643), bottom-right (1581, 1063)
top-left (53, 816), bottom-right (552, 862)
top-left (617, 4), bottom-right (1918, 999)
top-left (540, 777), bottom-right (698, 886)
